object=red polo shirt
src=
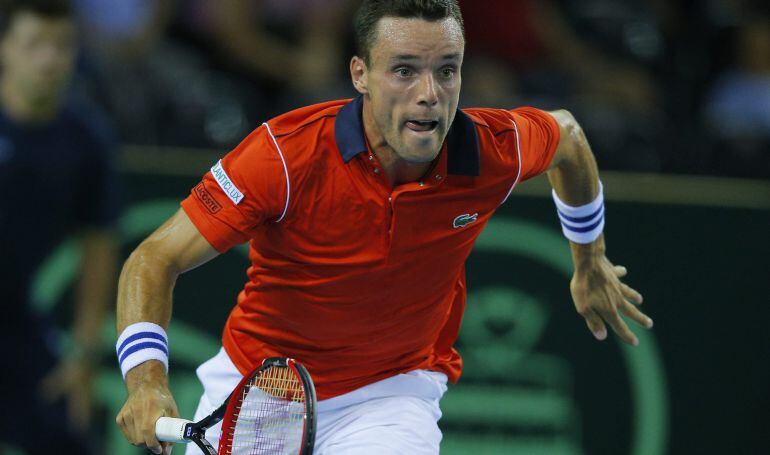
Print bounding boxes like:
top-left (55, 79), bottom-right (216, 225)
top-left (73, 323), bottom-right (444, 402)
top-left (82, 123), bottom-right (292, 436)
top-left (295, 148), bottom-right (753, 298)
top-left (181, 97), bottom-right (560, 399)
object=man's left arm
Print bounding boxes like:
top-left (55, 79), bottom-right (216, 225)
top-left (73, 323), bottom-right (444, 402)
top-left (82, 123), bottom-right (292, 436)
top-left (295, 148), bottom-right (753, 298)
top-left (41, 228), bottom-right (119, 429)
top-left (546, 109), bottom-right (653, 346)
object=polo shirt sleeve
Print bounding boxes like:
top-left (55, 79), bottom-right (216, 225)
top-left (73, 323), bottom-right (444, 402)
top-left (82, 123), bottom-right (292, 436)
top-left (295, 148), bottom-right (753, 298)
top-left (181, 125), bottom-right (288, 253)
top-left (509, 107), bottom-right (561, 182)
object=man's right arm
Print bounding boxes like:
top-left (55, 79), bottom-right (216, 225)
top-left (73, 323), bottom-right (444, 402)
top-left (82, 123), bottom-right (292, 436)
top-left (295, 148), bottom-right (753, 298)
top-left (116, 208), bottom-right (219, 454)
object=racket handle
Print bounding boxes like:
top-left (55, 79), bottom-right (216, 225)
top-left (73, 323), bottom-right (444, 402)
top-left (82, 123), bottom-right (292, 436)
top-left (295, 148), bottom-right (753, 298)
top-left (155, 417), bottom-right (194, 443)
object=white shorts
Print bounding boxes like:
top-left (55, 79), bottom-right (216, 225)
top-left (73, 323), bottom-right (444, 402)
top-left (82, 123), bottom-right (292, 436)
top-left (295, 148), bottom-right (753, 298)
top-left (184, 348), bottom-right (447, 455)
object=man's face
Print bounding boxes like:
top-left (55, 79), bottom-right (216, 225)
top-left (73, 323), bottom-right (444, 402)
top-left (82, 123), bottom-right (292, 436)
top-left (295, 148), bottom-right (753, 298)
top-left (357, 17), bottom-right (464, 163)
top-left (1, 12), bottom-right (77, 106)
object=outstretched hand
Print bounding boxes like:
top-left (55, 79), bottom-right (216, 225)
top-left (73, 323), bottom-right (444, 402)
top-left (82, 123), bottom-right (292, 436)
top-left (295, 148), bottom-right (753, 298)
top-left (570, 256), bottom-right (652, 345)
top-left (40, 355), bottom-right (95, 432)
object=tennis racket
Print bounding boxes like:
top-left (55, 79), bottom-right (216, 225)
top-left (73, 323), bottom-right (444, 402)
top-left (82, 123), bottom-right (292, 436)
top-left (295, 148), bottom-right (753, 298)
top-left (155, 357), bottom-right (316, 455)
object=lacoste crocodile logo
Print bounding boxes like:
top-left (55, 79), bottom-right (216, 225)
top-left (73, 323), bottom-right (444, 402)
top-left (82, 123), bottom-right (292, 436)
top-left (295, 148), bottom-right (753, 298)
top-left (453, 213), bottom-right (478, 229)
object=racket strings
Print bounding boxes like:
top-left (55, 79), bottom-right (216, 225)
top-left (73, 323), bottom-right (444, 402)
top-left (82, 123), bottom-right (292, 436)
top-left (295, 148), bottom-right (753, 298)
top-left (222, 365), bottom-right (307, 455)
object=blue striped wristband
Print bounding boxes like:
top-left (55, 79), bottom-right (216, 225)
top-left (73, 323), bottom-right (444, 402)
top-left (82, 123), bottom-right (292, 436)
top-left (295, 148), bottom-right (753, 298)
top-left (116, 322), bottom-right (169, 380)
top-left (552, 181), bottom-right (605, 244)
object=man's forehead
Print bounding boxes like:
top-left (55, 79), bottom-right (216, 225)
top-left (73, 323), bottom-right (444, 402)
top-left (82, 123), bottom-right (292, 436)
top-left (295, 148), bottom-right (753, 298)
top-left (386, 52), bottom-right (462, 62)
top-left (372, 16), bottom-right (464, 58)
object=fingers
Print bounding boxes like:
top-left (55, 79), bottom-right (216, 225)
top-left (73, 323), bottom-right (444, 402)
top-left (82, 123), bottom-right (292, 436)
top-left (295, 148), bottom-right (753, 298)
top-left (144, 430), bottom-right (164, 455)
top-left (140, 406), bottom-right (164, 455)
top-left (68, 387), bottom-right (92, 431)
top-left (573, 262), bottom-right (652, 346)
top-left (39, 365), bottom-right (66, 402)
top-left (617, 279), bottom-right (650, 327)
top-left (613, 266), bottom-right (644, 305)
top-left (621, 300), bottom-right (653, 329)
top-left (583, 310), bottom-right (607, 341)
top-left (600, 306), bottom-right (639, 346)
top-left (162, 442), bottom-right (175, 455)
top-left (116, 401), bottom-right (165, 454)
top-left (620, 282), bottom-right (644, 305)
top-left (116, 405), bottom-right (134, 445)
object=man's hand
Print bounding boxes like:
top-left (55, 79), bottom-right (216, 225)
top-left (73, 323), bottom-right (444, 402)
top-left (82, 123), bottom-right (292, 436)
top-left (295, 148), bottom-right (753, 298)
top-left (40, 355), bottom-right (96, 431)
top-left (570, 256), bottom-right (652, 345)
top-left (545, 103), bottom-right (650, 345)
top-left (116, 361), bottom-right (179, 455)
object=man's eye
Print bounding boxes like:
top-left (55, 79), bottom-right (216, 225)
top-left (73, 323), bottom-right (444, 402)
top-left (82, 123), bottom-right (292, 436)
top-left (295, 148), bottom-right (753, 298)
top-left (397, 68), bottom-right (412, 77)
top-left (441, 68), bottom-right (456, 78)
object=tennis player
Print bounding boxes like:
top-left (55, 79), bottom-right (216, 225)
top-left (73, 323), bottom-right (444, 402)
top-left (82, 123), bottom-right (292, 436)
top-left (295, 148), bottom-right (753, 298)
top-left (116, 1), bottom-right (652, 453)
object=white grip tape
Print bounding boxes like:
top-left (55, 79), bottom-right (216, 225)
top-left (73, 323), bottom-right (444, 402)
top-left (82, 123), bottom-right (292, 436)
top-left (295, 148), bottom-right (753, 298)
top-left (155, 417), bottom-right (193, 443)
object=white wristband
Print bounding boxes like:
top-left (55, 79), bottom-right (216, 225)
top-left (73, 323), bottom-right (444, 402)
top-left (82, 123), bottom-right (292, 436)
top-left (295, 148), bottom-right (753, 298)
top-left (116, 322), bottom-right (169, 380)
top-left (552, 181), bottom-right (605, 244)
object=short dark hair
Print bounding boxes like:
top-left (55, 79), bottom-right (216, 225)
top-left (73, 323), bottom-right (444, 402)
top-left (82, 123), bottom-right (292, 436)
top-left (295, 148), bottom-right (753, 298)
top-left (0, 0), bottom-right (72, 38)
top-left (354, 0), bottom-right (464, 65)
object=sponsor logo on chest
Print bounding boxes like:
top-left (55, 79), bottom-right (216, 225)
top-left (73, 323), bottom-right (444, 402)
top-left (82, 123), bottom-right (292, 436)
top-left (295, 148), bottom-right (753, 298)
top-left (453, 212), bottom-right (478, 229)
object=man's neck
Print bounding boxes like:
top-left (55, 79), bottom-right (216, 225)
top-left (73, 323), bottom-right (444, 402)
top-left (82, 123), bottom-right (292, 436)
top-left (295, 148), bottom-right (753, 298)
top-left (0, 77), bottom-right (59, 124)
top-left (362, 101), bottom-right (432, 188)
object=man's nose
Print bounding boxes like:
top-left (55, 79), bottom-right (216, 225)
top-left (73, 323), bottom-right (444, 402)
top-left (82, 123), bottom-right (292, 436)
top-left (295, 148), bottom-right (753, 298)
top-left (416, 73), bottom-right (438, 107)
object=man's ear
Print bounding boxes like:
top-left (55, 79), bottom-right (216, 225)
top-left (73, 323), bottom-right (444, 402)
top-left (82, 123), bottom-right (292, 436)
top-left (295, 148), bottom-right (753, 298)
top-left (350, 56), bottom-right (368, 95)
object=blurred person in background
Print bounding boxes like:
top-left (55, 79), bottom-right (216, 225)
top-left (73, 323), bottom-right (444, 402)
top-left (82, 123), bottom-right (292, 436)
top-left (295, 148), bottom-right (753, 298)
top-left (704, 2), bottom-right (770, 177)
top-left (148, 0), bottom-right (356, 148)
top-left (0, 0), bottom-right (121, 453)
top-left (72, 0), bottom-right (176, 145)
top-left (459, 0), bottom-right (665, 172)
top-left (70, 0), bottom-right (355, 150)
top-left (208, 0), bottom-right (354, 101)
top-left (460, 0), bottom-right (659, 110)
top-left (74, 0), bottom-right (173, 60)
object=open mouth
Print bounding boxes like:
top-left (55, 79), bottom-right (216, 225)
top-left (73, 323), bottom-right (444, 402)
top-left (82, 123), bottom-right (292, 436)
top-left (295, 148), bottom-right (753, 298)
top-left (405, 120), bottom-right (439, 132)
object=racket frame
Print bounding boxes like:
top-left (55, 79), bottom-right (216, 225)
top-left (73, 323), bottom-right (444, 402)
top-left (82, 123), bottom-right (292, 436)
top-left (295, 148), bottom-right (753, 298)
top-left (156, 357), bottom-right (316, 455)
top-left (217, 357), bottom-right (317, 455)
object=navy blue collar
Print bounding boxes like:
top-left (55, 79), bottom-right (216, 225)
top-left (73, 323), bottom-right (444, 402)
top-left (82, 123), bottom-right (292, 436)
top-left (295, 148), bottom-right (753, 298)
top-left (333, 96), bottom-right (480, 176)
